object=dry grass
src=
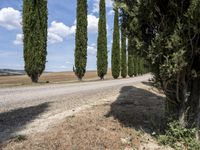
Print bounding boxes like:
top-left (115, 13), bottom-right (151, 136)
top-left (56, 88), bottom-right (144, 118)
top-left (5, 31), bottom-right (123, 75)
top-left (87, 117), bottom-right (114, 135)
top-left (0, 70), bottom-right (112, 87)
top-left (2, 105), bottom-right (141, 150)
top-left (1, 83), bottom-right (172, 150)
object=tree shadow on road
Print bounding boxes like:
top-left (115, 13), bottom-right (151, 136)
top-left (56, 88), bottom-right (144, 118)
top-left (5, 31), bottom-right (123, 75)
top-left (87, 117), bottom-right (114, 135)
top-left (0, 102), bottom-right (50, 143)
top-left (105, 85), bottom-right (166, 134)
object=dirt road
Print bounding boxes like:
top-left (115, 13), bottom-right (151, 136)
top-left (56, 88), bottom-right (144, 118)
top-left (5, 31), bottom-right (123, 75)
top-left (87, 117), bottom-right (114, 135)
top-left (0, 74), bottom-right (151, 143)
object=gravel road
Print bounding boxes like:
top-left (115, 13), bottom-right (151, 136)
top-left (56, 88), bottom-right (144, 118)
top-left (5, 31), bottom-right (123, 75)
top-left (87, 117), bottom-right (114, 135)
top-left (0, 74), bottom-right (151, 142)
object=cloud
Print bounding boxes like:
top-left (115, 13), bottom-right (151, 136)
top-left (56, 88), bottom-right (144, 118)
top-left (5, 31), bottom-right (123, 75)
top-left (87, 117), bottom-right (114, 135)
top-left (14, 21), bottom-right (76, 45)
top-left (92, 0), bottom-right (113, 13)
top-left (14, 14), bottom-right (99, 45)
top-left (13, 34), bottom-right (23, 45)
top-left (48, 14), bottom-right (99, 44)
top-left (48, 21), bottom-right (75, 44)
top-left (87, 14), bottom-right (99, 33)
top-left (0, 7), bottom-right (21, 30)
top-left (74, 14), bottom-right (99, 33)
top-left (48, 14), bottom-right (99, 43)
top-left (108, 9), bottom-right (114, 15)
top-left (88, 43), bottom-right (97, 55)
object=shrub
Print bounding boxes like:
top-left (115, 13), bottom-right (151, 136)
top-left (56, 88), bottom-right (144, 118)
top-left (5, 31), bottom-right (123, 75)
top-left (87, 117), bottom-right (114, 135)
top-left (158, 121), bottom-right (200, 150)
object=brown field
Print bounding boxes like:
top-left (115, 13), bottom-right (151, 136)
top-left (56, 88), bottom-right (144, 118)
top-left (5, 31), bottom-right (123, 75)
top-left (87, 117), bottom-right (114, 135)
top-left (0, 70), bottom-right (113, 87)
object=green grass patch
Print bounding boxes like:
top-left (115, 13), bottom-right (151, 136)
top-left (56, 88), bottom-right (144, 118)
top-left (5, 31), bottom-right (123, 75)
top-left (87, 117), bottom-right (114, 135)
top-left (158, 121), bottom-right (200, 150)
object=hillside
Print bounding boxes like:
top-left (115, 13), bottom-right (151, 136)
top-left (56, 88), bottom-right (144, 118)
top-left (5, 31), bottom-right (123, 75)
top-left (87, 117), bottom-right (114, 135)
top-left (0, 69), bottom-right (25, 76)
top-left (0, 69), bottom-right (113, 86)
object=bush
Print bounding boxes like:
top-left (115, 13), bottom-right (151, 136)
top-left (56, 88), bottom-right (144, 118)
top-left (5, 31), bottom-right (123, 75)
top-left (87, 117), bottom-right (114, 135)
top-left (158, 121), bottom-right (200, 150)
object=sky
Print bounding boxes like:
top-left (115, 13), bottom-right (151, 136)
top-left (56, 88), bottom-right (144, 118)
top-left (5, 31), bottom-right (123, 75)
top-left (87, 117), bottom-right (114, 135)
top-left (0, 0), bottom-right (114, 72)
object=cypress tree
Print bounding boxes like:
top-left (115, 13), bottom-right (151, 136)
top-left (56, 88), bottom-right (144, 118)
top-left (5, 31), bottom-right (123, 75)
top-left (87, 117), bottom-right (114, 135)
top-left (74, 0), bottom-right (88, 80)
top-left (128, 38), bottom-right (134, 77)
top-left (137, 58), bottom-right (142, 75)
top-left (139, 58), bottom-right (143, 75)
top-left (120, 26), bottom-right (127, 78)
top-left (139, 58), bottom-right (144, 75)
top-left (111, 9), bottom-right (120, 79)
top-left (97, 0), bottom-right (108, 80)
top-left (23, 0), bottom-right (48, 83)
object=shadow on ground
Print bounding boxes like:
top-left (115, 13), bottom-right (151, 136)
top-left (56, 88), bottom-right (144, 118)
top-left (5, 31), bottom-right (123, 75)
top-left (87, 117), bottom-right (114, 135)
top-left (0, 103), bottom-right (50, 143)
top-left (106, 85), bottom-right (165, 134)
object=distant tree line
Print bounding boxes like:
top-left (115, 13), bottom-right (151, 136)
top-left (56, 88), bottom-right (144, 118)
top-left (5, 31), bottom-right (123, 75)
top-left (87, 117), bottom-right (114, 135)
top-left (22, 0), bottom-right (147, 83)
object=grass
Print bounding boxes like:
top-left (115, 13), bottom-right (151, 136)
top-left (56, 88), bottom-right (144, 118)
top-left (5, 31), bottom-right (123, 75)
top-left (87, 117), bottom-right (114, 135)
top-left (12, 135), bottom-right (27, 143)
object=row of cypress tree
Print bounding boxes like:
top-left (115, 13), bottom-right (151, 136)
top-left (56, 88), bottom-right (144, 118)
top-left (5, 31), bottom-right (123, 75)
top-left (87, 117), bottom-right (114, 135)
top-left (127, 37), bottom-right (148, 77)
top-left (22, 0), bottom-right (147, 82)
top-left (112, 8), bottom-right (148, 79)
top-left (97, 1), bottom-right (147, 80)
top-left (116, 0), bottom-right (200, 138)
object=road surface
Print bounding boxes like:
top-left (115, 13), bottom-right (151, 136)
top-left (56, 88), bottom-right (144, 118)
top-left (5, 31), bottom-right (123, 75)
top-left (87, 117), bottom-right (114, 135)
top-left (0, 74), bottom-right (151, 142)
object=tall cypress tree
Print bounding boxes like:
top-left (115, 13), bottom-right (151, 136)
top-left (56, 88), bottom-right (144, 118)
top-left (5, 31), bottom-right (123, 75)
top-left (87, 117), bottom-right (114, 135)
top-left (111, 9), bottom-right (120, 79)
top-left (138, 58), bottom-right (144, 75)
top-left (133, 56), bottom-right (136, 76)
top-left (128, 37), bottom-right (134, 77)
top-left (74, 0), bottom-right (88, 80)
top-left (97, 0), bottom-right (108, 80)
top-left (23, 0), bottom-right (48, 83)
top-left (133, 56), bottom-right (138, 76)
top-left (121, 26), bottom-right (127, 78)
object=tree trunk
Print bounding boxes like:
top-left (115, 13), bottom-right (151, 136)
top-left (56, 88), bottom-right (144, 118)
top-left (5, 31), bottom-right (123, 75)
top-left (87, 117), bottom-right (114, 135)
top-left (196, 92), bottom-right (200, 140)
top-left (31, 74), bottom-right (39, 83)
top-left (189, 77), bottom-right (200, 139)
top-left (78, 77), bottom-right (82, 81)
top-left (101, 76), bottom-right (104, 80)
top-left (178, 72), bottom-right (188, 127)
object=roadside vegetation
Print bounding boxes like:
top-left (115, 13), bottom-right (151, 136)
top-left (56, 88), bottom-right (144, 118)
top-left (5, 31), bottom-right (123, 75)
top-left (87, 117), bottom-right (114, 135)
top-left (158, 121), bottom-right (200, 150)
top-left (116, 0), bottom-right (200, 148)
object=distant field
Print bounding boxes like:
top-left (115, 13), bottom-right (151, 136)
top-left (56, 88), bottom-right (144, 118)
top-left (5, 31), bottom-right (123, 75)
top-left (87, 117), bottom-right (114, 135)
top-left (0, 70), bottom-right (113, 86)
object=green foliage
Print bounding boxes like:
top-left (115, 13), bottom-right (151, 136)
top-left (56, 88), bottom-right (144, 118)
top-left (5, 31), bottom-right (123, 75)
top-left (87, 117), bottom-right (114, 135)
top-left (97, 0), bottom-right (108, 80)
top-left (137, 57), bottom-right (144, 75)
top-left (74, 0), bottom-right (88, 80)
top-left (158, 121), bottom-right (200, 150)
top-left (23, 0), bottom-right (48, 83)
top-left (13, 135), bottom-right (27, 143)
top-left (116, 0), bottom-right (200, 130)
top-left (111, 9), bottom-right (120, 79)
top-left (120, 26), bottom-right (127, 78)
top-left (127, 37), bottom-right (147, 77)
